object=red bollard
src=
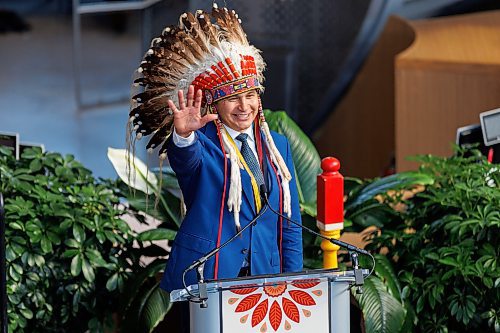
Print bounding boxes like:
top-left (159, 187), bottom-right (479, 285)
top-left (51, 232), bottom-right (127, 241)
top-left (316, 157), bottom-right (344, 268)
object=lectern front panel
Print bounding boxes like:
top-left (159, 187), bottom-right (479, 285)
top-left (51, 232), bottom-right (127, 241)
top-left (221, 279), bottom-right (330, 332)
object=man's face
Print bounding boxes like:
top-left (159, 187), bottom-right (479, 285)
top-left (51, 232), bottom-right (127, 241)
top-left (215, 90), bottom-right (259, 132)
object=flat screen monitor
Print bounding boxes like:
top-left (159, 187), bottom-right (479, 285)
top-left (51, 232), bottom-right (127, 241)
top-left (456, 124), bottom-right (484, 149)
top-left (456, 123), bottom-right (499, 164)
top-left (480, 108), bottom-right (500, 147)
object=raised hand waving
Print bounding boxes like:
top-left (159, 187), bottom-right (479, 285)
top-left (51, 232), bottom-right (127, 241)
top-left (168, 85), bottom-right (218, 138)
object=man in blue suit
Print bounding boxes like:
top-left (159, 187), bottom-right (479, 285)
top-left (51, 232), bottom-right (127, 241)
top-left (128, 4), bottom-right (303, 299)
top-left (160, 85), bottom-right (303, 292)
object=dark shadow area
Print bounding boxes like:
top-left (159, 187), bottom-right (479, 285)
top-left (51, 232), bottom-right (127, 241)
top-left (0, 9), bottom-right (31, 33)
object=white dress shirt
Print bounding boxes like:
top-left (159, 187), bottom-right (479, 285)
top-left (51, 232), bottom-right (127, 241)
top-left (172, 124), bottom-right (260, 165)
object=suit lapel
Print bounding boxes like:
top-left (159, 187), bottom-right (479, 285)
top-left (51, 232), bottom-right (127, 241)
top-left (203, 122), bottom-right (257, 214)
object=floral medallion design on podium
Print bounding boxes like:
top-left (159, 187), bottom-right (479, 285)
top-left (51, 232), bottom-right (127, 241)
top-left (222, 279), bottom-right (329, 332)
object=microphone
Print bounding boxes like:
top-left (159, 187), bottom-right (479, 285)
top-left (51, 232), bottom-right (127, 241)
top-left (259, 184), bottom-right (369, 256)
top-left (260, 185), bottom-right (373, 294)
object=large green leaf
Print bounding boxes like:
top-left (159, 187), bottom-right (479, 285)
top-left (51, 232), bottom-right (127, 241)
top-left (373, 254), bottom-right (402, 302)
top-left (346, 172), bottom-right (434, 211)
top-left (264, 110), bottom-right (322, 211)
top-left (119, 260), bottom-right (166, 316)
top-left (348, 202), bottom-right (401, 231)
top-left (355, 276), bottom-right (406, 333)
top-left (127, 189), bottom-right (182, 229)
top-left (137, 229), bottom-right (177, 242)
top-left (107, 147), bottom-right (158, 195)
top-left (153, 166), bottom-right (182, 199)
top-left (139, 284), bottom-right (172, 333)
top-left (121, 280), bottom-right (172, 333)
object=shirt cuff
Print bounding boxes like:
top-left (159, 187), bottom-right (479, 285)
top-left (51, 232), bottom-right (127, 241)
top-left (172, 128), bottom-right (196, 147)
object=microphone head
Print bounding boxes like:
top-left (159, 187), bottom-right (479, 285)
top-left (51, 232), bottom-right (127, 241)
top-left (259, 184), bottom-right (268, 200)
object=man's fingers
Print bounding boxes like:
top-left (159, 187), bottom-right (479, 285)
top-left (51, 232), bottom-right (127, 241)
top-left (200, 113), bottom-right (218, 126)
top-left (167, 100), bottom-right (179, 114)
top-left (186, 85), bottom-right (195, 107)
top-left (178, 90), bottom-right (185, 109)
top-left (193, 89), bottom-right (203, 109)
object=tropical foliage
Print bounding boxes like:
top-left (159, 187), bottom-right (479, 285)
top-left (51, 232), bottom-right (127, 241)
top-left (0, 146), bottom-right (137, 332)
top-left (106, 147), bottom-right (181, 333)
top-left (370, 150), bottom-right (500, 332)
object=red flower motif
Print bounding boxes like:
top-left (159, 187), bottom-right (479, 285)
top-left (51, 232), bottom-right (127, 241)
top-left (252, 299), bottom-right (268, 327)
top-left (231, 287), bottom-right (258, 295)
top-left (288, 290), bottom-right (316, 306)
top-left (269, 300), bottom-right (282, 331)
top-left (263, 283), bottom-right (287, 297)
top-left (236, 293), bottom-right (262, 312)
top-left (291, 280), bottom-right (320, 289)
top-left (282, 297), bottom-right (300, 323)
top-left (230, 280), bottom-right (322, 331)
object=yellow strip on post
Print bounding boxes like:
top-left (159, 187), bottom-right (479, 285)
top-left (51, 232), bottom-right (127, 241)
top-left (321, 229), bottom-right (341, 269)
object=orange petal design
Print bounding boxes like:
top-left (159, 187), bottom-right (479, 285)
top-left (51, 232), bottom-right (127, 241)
top-left (231, 287), bottom-right (259, 295)
top-left (291, 279), bottom-right (320, 289)
top-left (228, 297), bottom-right (239, 305)
top-left (236, 293), bottom-right (262, 312)
top-left (264, 283), bottom-right (287, 297)
top-left (269, 300), bottom-right (283, 331)
top-left (251, 299), bottom-right (269, 327)
top-left (260, 322), bottom-right (267, 332)
top-left (282, 297), bottom-right (300, 323)
top-left (288, 290), bottom-right (316, 306)
top-left (302, 309), bottom-right (311, 317)
top-left (240, 314), bottom-right (249, 323)
top-left (285, 320), bottom-right (292, 331)
top-left (312, 290), bottom-right (323, 296)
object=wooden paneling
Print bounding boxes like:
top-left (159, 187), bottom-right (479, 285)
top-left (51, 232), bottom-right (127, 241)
top-left (314, 16), bottom-right (415, 178)
top-left (396, 10), bottom-right (500, 171)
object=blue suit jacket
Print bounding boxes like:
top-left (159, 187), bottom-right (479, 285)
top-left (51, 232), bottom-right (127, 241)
top-left (160, 121), bottom-right (303, 292)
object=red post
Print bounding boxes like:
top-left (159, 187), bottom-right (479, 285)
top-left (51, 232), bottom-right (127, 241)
top-left (317, 157), bottom-right (344, 268)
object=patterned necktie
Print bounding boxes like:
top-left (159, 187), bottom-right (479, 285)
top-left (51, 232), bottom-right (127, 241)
top-left (236, 133), bottom-right (265, 186)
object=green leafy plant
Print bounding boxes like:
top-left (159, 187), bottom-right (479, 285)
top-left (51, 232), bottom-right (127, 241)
top-left (0, 146), bottom-right (148, 333)
top-left (371, 150), bottom-right (500, 332)
top-left (107, 147), bottom-right (181, 333)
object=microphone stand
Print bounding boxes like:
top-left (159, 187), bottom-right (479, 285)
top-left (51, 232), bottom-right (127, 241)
top-left (260, 185), bottom-right (372, 293)
top-left (183, 200), bottom-right (268, 308)
top-left (350, 252), bottom-right (364, 294)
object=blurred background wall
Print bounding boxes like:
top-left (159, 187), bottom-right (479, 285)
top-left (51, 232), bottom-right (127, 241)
top-left (0, 0), bottom-right (499, 178)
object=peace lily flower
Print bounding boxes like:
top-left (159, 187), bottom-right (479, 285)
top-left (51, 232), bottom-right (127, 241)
top-left (107, 147), bottom-right (158, 195)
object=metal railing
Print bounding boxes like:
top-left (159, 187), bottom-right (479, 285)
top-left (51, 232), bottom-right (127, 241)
top-left (72, 0), bottom-right (163, 110)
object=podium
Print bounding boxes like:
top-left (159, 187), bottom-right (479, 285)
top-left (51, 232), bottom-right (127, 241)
top-left (170, 269), bottom-right (368, 333)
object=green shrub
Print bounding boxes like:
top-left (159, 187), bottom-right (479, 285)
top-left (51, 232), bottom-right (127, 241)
top-left (371, 150), bottom-right (500, 332)
top-left (0, 147), bottom-right (141, 332)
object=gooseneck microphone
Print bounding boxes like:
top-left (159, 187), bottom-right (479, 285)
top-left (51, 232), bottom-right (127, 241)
top-left (182, 186), bottom-right (269, 306)
top-left (259, 184), bottom-right (370, 256)
top-left (260, 184), bottom-right (373, 294)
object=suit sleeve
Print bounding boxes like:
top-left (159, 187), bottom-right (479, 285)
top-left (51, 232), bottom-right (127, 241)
top-left (166, 134), bottom-right (203, 208)
top-left (281, 140), bottom-right (304, 272)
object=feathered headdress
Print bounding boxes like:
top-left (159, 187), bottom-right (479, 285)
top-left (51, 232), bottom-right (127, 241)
top-left (127, 4), bottom-right (292, 228)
